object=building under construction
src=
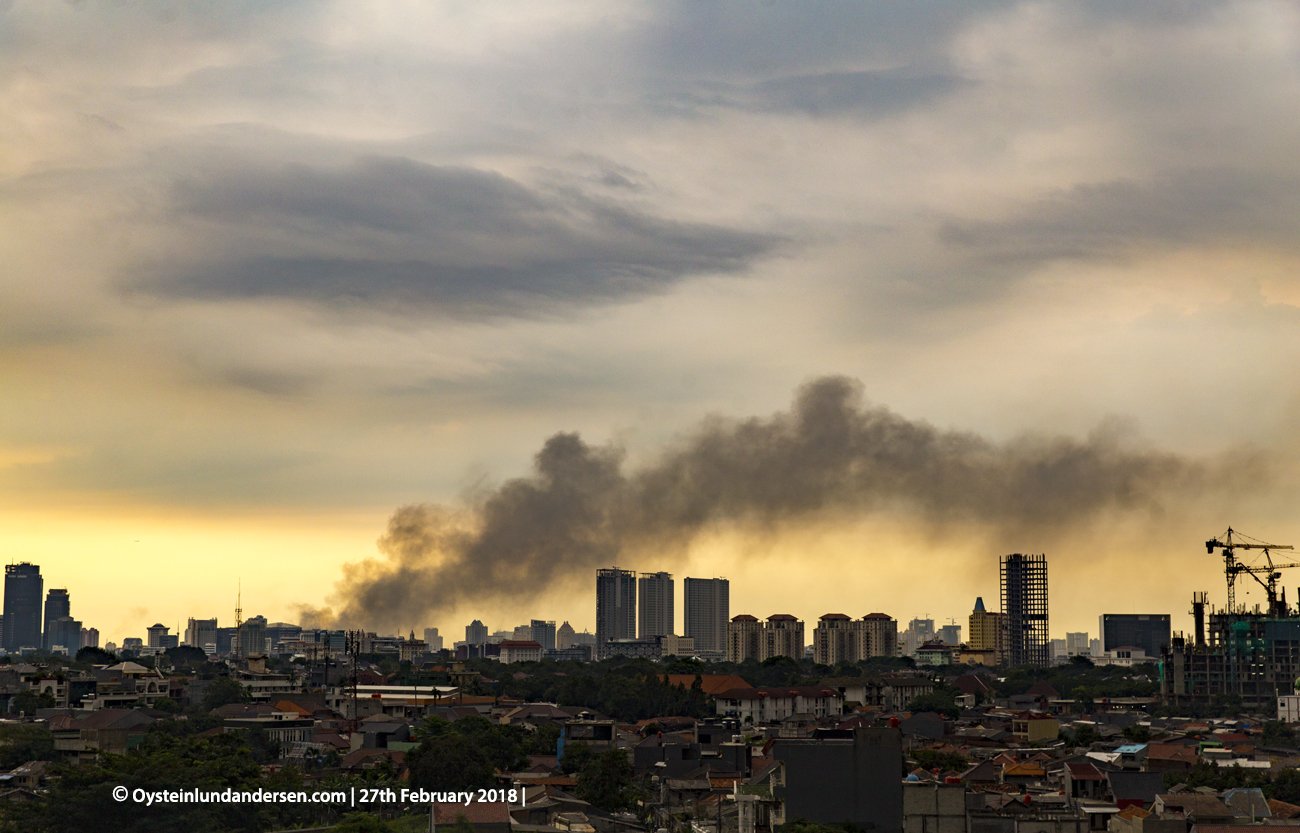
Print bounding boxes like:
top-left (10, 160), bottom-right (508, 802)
top-left (1161, 528), bottom-right (1300, 711)
top-left (1001, 553), bottom-right (1050, 668)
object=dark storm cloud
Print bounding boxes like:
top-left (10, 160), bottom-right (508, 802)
top-left (128, 156), bottom-right (777, 316)
top-left (941, 168), bottom-right (1300, 264)
top-left (320, 376), bottom-right (1254, 630)
top-left (626, 1), bottom-right (1011, 78)
top-left (746, 69), bottom-right (967, 117)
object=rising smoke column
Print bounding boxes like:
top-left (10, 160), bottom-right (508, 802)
top-left (317, 375), bottom-right (1237, 630)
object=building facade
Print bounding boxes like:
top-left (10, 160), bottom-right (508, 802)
top-left (763, 614), bottom-right (805, 661)
top-left (968, 596), bottom-right (1007, 665)
top-left (529, 620), bottom-right (557, 651)
top-left (683, 577), bottom-right (729, 658)
top-left (3, 563), bottom-right (43, 652)
top-left (728, 614), bottom-right (763, 663)
top-left (185, 618), bottom-right (219, 652)
top-left (43, 589), bottom-right (70, 650)
top-left (638, 572), bottom-right (674, 639)
top-left (1001, 553), bottom-right (1049, 667)
top-left (465, 619), bottom-right (488, 646)
top-left (1101, 613), bottom-right (1171, 657)
top-left (596, 567), bottom-right (637, 653)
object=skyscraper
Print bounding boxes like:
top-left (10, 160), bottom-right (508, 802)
top-left (3, 563), bottom-right (43, 652)
top-left (595, 567), bottom-right (637, 652)
top-left (556, 621), bottom-right (576, 650)
top-left (43, 588), bottom-right (70, 650)
top-left (638, 572), bottom-right (674, 639)
top-left (147, 623), bottom-right (170, 649)
top-left (684, 577), bottom-right (729, 657)
top-left (530, 619), bottom-right (557, 651)
top-left (465, 619), bottom-right (488, 646)
top-left (1099, 614), bottom-right (1171, 657)
top-left (185, 618), bottom-right (219, 651)
top-left (1001, 553), bottom-right (1049, 667)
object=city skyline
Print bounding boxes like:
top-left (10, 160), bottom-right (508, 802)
top-left (3, 3), bottom-right (1299, 643)
top-left (0, 553), bottom-right (1223, 652)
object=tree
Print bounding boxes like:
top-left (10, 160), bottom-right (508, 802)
top-left (201, 676), bottom-right (250, 712)
top-left (407, 732), bottom-right (496, 791)
top-left (19, 732), bottom-right (267, 832)
top-left (11, 689), bottom-right (56, 716)
top-left (911, 749), bottom-right (968, 773)
top-left (576, 748), bottom-right (638, 811)
top-left (163, 645), bottom-right (209, 670)
top-left (74, 646), bottom-right (117, 665)
top-left (906, 690), bottom-right (959, 719)
top-left (0, 723), bottom-right (54, 769)
top-left (1263, 720), bottom-right (1297, 748)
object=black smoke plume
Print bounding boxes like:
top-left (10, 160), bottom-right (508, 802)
top-left (309, 376), bottom-right (1246, 630)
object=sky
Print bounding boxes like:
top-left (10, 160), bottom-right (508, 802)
top-left (2, 1), bottom-right (1299, 647)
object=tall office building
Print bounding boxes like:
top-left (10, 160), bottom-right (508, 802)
top-left (1001, 553), bottom-right (1049, 667)
top-left (465, 619), bottom-right (488, 646)
top-left (147, 623), bottom-right (170, 649)
top-left (901, 617), bottom-right (936, 657)
top-left (638, 572), bottom-right (674, 639)
top-left (3, 563), bottom-right (43, 652)
top-left (423, 628), bottom-right (444, 652)
top-left (596, 567), bottom-right (637, 651)
top-left (185, 618), bottom-right (219, 650)
top-left (43, 588), bottom-right (70, 650)
top-left (46, 617), bottom-right (81, 654)
top-left (1100, 614), bottom-right (1171, 658)
top-left (530, 619), bottom-right (557, 651)
top-left (684, 577), bottom-right (729, 656)
top-left (556, 621), bottom-right (577, 650)
top-left (238, 615), bottom-right (268, 656)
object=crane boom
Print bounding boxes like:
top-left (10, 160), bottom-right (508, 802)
top-left (1206, 527), bottom-right (1296, 613)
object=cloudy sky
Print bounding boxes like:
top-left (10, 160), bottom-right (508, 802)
top-left (3, 1), bottom-right (1299, 646)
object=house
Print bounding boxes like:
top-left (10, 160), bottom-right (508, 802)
top-left (48, 709), bottom-right (155, 761)
top-left (1011, 711), bottom-right (1060, 743)
top-left (1064, 761), bottom-right (1108, 801)
top-left (431, 801), bottom-right (512, 833)
top-left (498, 641), bottom-right (543, 665)
top-left (715, 686), bottom-right (843, 724)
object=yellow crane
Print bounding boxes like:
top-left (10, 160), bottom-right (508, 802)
top-left (1206, 527), bottom-right (1296, 613)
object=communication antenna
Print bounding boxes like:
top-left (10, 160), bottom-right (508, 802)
top-left (233, 580), bottom-right (244, 658)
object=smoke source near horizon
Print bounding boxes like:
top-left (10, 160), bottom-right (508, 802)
top-left (304, 375), bottom-right (1251, 631)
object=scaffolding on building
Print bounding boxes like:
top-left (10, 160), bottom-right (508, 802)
top-left (1001, 553), bottom-right (1049, 668)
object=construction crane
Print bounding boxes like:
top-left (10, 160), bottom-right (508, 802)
top-left (1206, 527), bottom-right (1296, 613)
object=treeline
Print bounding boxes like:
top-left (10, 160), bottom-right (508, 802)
top-left (993, 657), bottom-right (1159, 702)
top-left (0, 728), bottom-right (397, 833)
top-left (482, 658), bottom-right (712, 720)
top-left (477, 654), bottom-right (924, 722)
